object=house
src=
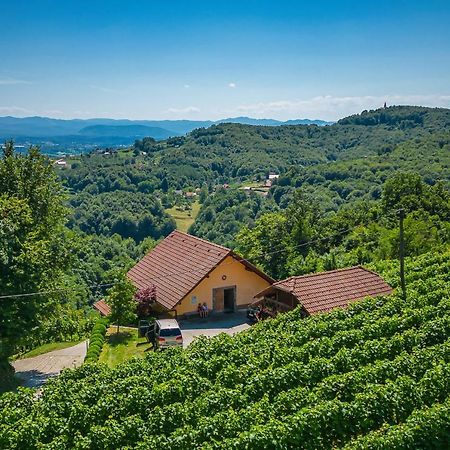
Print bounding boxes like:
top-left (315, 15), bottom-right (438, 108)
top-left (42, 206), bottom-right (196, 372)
top-left (93, 299), bottom-right (111, 316)
top-left (127, 230), bottom-right (274, 316)
top-left (54, 159), bottom-right (67, 167)
top-left (254, 266), bottom-right (392, 316)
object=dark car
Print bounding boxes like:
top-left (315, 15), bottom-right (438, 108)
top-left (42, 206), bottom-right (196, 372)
top-left (247, 305), bottom-right (261, 322)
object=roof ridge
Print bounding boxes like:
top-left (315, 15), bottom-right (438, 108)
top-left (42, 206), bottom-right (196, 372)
top-left (273, 275), bottom-right (297, 286)
top-left (276, 266), bottom-right (362, 283)
top-left (170, 230), bottom-right (231, 252)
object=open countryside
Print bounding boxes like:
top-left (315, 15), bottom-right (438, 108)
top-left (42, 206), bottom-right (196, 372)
top-left (1, 1), bottom-right (450, 449)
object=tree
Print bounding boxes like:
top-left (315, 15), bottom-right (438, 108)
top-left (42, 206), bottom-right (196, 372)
top-left (161, 177), bottom-right (169, 193)
top-left (135, 285), bottom-right (157, 317)
top-left (106, 273), bottom-right (137, 334)
top-left (0, 144), bottom-right (70, 376)
top-left (235, 212), bottom-right (289, 280)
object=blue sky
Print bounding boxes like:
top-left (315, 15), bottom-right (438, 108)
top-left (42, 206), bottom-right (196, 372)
top-left (1, 0), bottom-right (450, 120)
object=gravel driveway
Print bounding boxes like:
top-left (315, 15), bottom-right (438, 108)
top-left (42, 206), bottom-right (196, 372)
top-left (12, 341), bottom-right (88, 388)
top-left (179, 310), bottom-right (251, 347)
top-left (11, 312), bottom-right (250, 388)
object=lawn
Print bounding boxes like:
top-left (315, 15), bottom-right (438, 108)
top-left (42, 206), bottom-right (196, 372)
top-left (13, 341), bottom-right (82, 360)
top-left (98, 326), bottom-right (151, 367)
top-left (165, 200), bottom-right (200, 233)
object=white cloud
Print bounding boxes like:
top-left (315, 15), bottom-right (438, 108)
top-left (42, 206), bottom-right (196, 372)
top-left (233, 94), bottom-right (450, 121)
top-left (184, 84), bottom-right (191, 88)
top-left (73, 110), bottom-right (93, 117)
top-left (228, 82), bottom-right (236, 88)
top-left (0, 106), bottom-right (35, 116)
top-left (166, 106), bottom-right (200, 114)
top-left (43, 109), bottom-right (63, 116)
top-left (0, 78), bottom-right (32, 86)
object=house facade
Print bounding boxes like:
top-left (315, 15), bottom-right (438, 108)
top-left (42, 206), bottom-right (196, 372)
top-left (128, 230), bottom-right (273, 317)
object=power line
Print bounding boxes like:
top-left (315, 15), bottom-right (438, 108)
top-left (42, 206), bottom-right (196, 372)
top-left (0, 224), bottom-right (379, 301)
top-left (126, 227), bottom-right (355, 287)
top-left (0, 283), bottom-right (115, 300)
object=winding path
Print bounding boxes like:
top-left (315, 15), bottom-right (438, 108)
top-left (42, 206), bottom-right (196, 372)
top-left (12, 341), bottom-right (88, 388)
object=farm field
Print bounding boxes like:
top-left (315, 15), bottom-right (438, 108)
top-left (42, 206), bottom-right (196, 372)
top-left (1, 249), bottom-right (449, 448)
top-left (165, 200), bottom-right (200, 233)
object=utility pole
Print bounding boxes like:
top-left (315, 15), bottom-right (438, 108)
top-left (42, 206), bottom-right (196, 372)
top-left (399, 209), bottom-right (406, 300)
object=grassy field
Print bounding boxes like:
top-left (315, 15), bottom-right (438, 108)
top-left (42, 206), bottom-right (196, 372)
top-left (98, 326), bottom-right (151, 367)
top-left (165, 200), bottom-right (200, 233)
top-left (13, 341), bottom-right (82, 360)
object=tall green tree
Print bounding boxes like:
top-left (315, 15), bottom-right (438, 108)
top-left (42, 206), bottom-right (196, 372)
top-left (106, 273), bottom-right (137, 334)
top-left (0, 143), bottom-right (70, 370)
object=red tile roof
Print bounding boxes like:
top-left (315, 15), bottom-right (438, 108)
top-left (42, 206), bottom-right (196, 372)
top-left (255, 266), bottom-right (392, 315)
top-left (93, 299), bottom-right (111, 316)
top-left (127, 230), bottom-right (273, 310)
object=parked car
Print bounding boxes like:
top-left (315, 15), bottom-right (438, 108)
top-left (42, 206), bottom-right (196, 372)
top-left (246, 305), bottom-right (261, 322)
top-left (146, 319), bottom-right (183, 349)
top-left (246, 304), bottom-right (275, 322)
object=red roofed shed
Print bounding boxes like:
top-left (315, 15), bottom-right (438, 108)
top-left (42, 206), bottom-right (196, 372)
top-left (254, 266), bottom-right (392, 316)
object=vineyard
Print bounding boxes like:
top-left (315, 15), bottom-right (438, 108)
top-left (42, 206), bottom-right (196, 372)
top-left (1, 250), bottom-right (450, 449)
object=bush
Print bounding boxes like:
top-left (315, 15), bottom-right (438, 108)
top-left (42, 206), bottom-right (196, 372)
top-left (13, 308), bottom-right (96, 357)
top-left (0, 360), bottom-right (18, 394)
top-left (84, 317), bottom-right (109, 363)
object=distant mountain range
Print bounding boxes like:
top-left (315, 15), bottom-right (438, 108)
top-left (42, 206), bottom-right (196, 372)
top-left (0, 115), bottom-right (332, 153)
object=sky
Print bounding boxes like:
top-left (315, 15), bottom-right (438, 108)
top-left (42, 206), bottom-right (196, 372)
top-left (1, 0), bottom-right (450, 121)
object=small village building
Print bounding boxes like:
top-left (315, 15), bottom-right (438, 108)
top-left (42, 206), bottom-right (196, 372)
top-left (54, 159), bottom-right (67, 167)
top-left (128, 231), bottom-right (274, 317)
top-left (93, 299), bottom-right (111, 316)
top-left (254, 266), bottom-right (392, 316)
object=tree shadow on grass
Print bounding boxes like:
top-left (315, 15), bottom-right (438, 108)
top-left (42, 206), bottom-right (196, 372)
top-left (106, 331), bottom-right (134, 347)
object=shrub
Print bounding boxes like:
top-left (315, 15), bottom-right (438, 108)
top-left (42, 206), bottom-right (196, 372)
top-left (84, 317), bottom-right (109, 363)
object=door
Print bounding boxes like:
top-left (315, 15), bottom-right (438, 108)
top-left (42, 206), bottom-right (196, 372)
top-left (213, 288), bottom-right (224, 311)
top-left (223, 287), bottom-right (236, 312)
top-left (213, 286), bottom-right (236, 312)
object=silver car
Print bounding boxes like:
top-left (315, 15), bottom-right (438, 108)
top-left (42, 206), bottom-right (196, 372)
top-left (150, 319), bottom-right (183, 349)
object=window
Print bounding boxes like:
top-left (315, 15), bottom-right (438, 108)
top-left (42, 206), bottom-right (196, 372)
top-left (159, 328), bottom-right (182, 337)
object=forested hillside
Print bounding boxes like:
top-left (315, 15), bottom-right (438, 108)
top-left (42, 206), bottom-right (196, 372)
top-left (56, 105), bottom-right (450, 280)
top-left (2, 105), bottom-right (447, 378)
top-left (1, 249), bottom-right (449, 448)
top-left (133, 105), bottom-right (450, 186)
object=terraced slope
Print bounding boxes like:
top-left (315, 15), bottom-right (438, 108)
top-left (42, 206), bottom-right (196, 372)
top-left (1, 250), bottom-right (449, 449)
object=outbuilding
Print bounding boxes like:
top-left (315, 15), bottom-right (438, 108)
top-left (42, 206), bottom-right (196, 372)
top-left (253, 266), bottom-right (392, 316)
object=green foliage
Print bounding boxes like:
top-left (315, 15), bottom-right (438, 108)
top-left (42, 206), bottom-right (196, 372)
top-left (106, 273), bottom-right (137, 334)
top-left (84, 317), bottom-right (110, 363)
top-left (236, 172), bottom-right (450, 278)
top-left (0, 250), bottom-right (449, 447)
top-left (69, 191), bottom-right (175, 242)
top-left (0, 144), bottom-right (70, 363)
top-left (189, 188), bottom-right (277, 248)
top-left (13, 307), bottom-right (95, 357)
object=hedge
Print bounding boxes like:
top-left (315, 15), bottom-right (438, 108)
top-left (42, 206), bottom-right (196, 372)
top-left (84, 317), bottom-right (109, 363)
